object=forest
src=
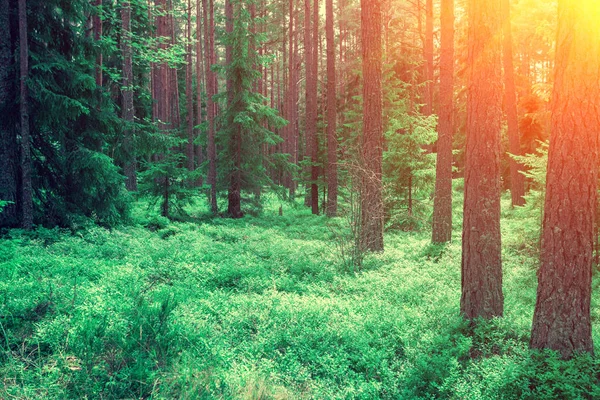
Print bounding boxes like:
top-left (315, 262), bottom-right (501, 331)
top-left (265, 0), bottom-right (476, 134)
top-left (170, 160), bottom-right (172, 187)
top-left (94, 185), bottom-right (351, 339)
top-left (1, 0), bottom-right (599, 398)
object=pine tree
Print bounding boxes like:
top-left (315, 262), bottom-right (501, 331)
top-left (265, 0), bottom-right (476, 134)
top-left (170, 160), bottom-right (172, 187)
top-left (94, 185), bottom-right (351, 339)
top-left (432, 0), bottom-right (454, 243)
top-left (360, 0), bottom-right (384, 252)
top-left (530, 0), bottom-right (600, 359)
top-left (461, 0), bottom-right (504, 320)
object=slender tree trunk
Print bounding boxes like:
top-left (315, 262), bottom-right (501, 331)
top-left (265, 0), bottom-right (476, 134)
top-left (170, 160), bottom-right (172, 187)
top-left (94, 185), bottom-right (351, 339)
top-left (325, 0), bottom-right (337, 217)
top-left (432, 0), bottom-right (454, 243)
top-left (423, 0), bottom-right (434, 116)
top-left (530, 0), bottom-right (600, 359)
top-left (360, 0), bottom-right (384, 252)
top-left (18, 0), bottom-right (32, 229)
top-left (461, 0), bottom-right (504, 320)
top-left (203, 0), bottom-right (217, 213)
top-left (196, 0), bottom-right (204, 184)
top-left (121, 0), bottom-right (137, 191)
top-left (502, 0), bottom-right (525, 207)
top-left (0, 0), bottom-right (18, 227)
top-left (93, 0), bottom-right (103, 87)
top-left (156, 0), bottom-right (171, 217)
top-left (186, 0), bottom-right (194, 172)
top-left (304, 0), bottom-right (319, 214)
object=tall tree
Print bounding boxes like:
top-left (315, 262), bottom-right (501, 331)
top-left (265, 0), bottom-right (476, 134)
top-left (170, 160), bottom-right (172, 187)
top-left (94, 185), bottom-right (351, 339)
top-left (423, 0), bottom-right (434, 116)
top-left (93, 0), bottom-right (103, 87)
top-left (204, 0), bottom-right (218, 213)
top-left (431, 0), bottom-right (454, 243)
top-left (304, 0), bottom-right (319, 214)
top-left (530, 0), bottom-right (600, 359)
top-left (360, 0), bottom-right (384, 251)
top-left (186, 0), bottom-right (195, 172)
top-left (196, 0), bottom-right (204, 184)
top-left (325, 0), bottom-right (337, 216)
top-left (121, 0), bottom-right (137, 191)
top-left (0, 0), bottom-right (18, 227)
top-left (502, 0), bottom-right (525, 207)
top-left (19, 0), bottom-right (33, 229)
top-left (461, 0), bottom-right (504, 319)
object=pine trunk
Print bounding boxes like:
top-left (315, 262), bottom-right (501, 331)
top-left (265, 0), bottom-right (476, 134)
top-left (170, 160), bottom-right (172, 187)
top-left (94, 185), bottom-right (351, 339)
top-left (360, 0), bottom-right (384, 252)
top-left (93, 0), bottom-right (103, 88)
top-left (186, 0), bottom-right (194, 172)
top-left (18, 0), bottom-right (32, 229)
top-left (502, 0), bottom-right (525, 207)
top-left (203, 0), bottom-right (218, 213)
top-left (423, 0), bottom-right (433, 116)
top-left (431, 0), bottom-right (454, 243)
top-left (325, 0), bottom-right (337, 217)
top-left (461, 0), bottom-right (504, 320)
top-left (121, 0), bottom-right (137, 191)
top-left (530, 0), bottom-right (600, 359)
top-left (0, 0), bottom-right (18, 227)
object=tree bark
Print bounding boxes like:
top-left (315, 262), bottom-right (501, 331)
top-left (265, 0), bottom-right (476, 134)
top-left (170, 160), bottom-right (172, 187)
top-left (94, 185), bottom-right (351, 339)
top-left (185, 0), bottom-right (194, 172)
top-left (502, 0), bottom-right (525, 207)
top-left (121, 0), bottom-right (137, 191)
top-left (530, 0), bottom-right (600, 359)
top-left (360, 0), bottom-right (384, 252)
top-left (203, 0), bottom-right (218, 213)
top-left (325, 0), bottom-right (337, 217)
top-left (432, 0), bottom-right (454, 243)
top-left (196, 0), bottom-right (204, 185)
top-left (461, 0), bottom-right (504, 320)
top-left (304, 0), bottom-right (319, 214)
top-left (0, 0), bottom-right (18, 227)
top-left (18, 0), bottom-right (32, 229)
top-left (423, 0), bottom-right (434, 116)
top-left (93, 0), bottom-right (103, 88)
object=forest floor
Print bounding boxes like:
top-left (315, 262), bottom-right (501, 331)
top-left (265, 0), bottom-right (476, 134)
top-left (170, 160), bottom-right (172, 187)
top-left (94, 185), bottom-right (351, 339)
top-left (1, 192), bottom-right (599, 399)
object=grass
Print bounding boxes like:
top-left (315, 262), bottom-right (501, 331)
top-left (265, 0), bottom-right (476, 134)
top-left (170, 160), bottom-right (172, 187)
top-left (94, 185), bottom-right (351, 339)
top-left (0, 192), bottom-right (599, 399)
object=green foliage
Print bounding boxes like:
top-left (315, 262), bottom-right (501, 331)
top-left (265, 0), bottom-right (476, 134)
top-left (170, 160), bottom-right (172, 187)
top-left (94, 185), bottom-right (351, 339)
top-left (1, 196), bottom-right (599, 398)
top-left (217, 0), bottom-right (287, 214)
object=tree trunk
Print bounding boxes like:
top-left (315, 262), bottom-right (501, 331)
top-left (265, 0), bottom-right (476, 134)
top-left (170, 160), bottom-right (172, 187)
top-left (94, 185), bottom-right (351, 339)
top-left (325, 0), bottom-right (337, 217)
top-left (431, 0), bottom-right (454, 243)
top-left (196, 0), bottom-right (204, 185)
top-left (502, 0), bottom-right (525, 207)
top-left (121, 0), bottom-right (137, 191)
top-left (93, 0), bottom-right (103, 88)
top-left (461, 0), bottom-right (504, 320)
top-left (0, 0), bottom-right (18, 227)
top-left (360, 0), bottom-right (384, 252)
top-left (203, 0), bottom-right (218, 213)
top-left (530, 0), bottom-right (600, 359)
top-left (304, 0), bottom-right (319, 214)
top-left (186, 0), bottom-right (194, 172)
top-left (423, 0), bottom-right (434, 116)
top-left (18, 0), bottom-right (32, 229)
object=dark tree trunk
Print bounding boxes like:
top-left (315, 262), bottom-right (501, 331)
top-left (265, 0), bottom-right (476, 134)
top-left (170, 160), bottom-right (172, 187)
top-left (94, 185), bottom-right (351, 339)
top-left (423, 0), bottom-right (433, 116)
top-left (325, 0), bottom-right (337, 217)
top-left (155, 0), bottom-right (171, 217)
top-left (93, 0), bottom-right (103, 88)
top-left (460, 0), bottom-right (504, 320)
top-left (186, 0), bottom-right (194, 172)
top-left (530, 0), bottom-right (600, 359)
top-left (360, 0), bottom-right (384, 252)
top-left (502, 0), bottom-right (525, 207)
top-left (203, 0), bottom-right (217, 213)
top-left (18, 0), bottom-right (32, 229)
top-left (195, 0), bottom-right (204, 185)
top-left (0, 0), bottom-right (18, 227)
top-left (431, 0), bottom-right (454, 243)
top-left (225, 0), bottom-right (243, 218)
top-left (121, 0), bottom-right (137, 191)
top-left (304, 0), bottom-right (319, 214)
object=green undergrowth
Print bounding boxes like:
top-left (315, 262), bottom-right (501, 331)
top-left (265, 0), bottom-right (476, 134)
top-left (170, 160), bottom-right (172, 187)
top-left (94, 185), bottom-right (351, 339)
top-left (0, 193), bottom-right (599, 399)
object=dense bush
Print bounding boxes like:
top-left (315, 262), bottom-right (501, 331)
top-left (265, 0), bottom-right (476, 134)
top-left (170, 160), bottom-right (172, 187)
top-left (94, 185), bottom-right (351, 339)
top-left (0, 196), bottom-right (599, 398)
